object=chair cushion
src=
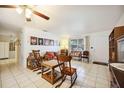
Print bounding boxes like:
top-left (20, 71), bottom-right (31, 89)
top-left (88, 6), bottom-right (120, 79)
top-left (70, 51), bottom-right (81, 57)
top-left (62, 67), bottom-right (76, 76)
top-left (82, 55), bottom-right (88, 58)
top-left (44, 52), bottom-right (57, 60)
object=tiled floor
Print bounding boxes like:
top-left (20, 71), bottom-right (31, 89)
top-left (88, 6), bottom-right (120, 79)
top-left (0, 59), bottom-right (110, 88)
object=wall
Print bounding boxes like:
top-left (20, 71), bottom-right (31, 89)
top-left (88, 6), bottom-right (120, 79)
top-left (0, 33), bottom-right (16, 59)
top-left (85, 12), bottom-right (124, 63)
top-left (20, 26), bottom-right (60, 67)
top-left (60, 35), bottom-right (69, 49)
top-left (0, 35), bottom-right (11, 42)
top-left (69, 30), bottom-right (110, 63)
top-left (85, 30), bottom-right (111, 63)
top-left (116, 13), bottom-right (124, 26)
top-left (69, 36), bottom-right (86, 51)
top-left (85, 36), bottom-right (90, 51)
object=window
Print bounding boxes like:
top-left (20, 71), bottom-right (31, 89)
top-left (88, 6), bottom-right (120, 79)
top-left (69, 39), bottom-right (84, 51)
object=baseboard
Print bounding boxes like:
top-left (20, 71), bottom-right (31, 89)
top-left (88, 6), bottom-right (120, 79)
top-left (93, 61), bottom-right (108, 66)
top-left (0, 58), bottom-right (8, 60)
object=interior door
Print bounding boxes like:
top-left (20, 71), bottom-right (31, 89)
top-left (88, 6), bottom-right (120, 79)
top-left (90, 35), bottom-right (109, 63)
top-left (4, 42), bottom-right (9, 58)
top-left (0, 42), bottom-right (5, 59)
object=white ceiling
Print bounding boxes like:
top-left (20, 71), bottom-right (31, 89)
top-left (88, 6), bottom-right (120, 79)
top-left (0, 5), bottom-right (124, 37)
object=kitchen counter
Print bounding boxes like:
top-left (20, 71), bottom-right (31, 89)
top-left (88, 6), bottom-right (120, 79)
top-left (109, 62), bottom-right (124, 88)
top-left (110, 63), bottom-right (124, 71)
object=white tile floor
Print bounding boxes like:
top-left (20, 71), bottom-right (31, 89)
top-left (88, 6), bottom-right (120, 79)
top-left (0, 59), bottom-right (110, 88)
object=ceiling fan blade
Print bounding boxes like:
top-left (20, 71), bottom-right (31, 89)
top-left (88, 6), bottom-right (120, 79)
top-left (0, 5), bottom-right (16, 8)
top-left (33, 10), bottom-right (50, 20)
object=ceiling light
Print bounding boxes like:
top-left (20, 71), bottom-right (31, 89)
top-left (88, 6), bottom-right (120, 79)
top-left (16, 6), bottom-right (23, 14)
top-left (25, 8), bottom-right (32, 18)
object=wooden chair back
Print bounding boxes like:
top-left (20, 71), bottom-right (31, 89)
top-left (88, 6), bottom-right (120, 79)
top-left (60, 49), bottom-right (68, 56)
top-left (57, 55), bottom-right (72, 73)
top-left (32, 50), bottom-right (40, 59)
top-left (83, 51), bottom-right (89, 57)
top-left (32, 50), bottom-right (42, 66)
top-left (56, 55), bottom-right (77, 88)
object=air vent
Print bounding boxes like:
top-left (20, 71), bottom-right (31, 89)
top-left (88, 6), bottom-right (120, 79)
top-left (43, 29), bottom-right (48, 32)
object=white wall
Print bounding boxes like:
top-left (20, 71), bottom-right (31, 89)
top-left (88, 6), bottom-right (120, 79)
top-left (0, 32), bottom-right (17, 59)
top-left (60, 35), bottom-right (70, 50)
top-left (85, 30), bottom-right (111, 63)
top-left (9, 51), bottom-right (15, 59)
top-left (70, 30), bottom-right (111, 63)
top-left (116, 12), bottom-right (124, 26)
top-left (20, 26), bottom-right (60, 67)
top-left (86, 12), bottom-right (124, 63)
top-left (0, 42), bottom-right (9, 59)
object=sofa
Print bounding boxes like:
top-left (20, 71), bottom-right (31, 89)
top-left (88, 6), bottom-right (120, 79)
top-left (43, 51), bottom-right (58, 61)
top-left (69, 51), bottom-right (82, 60)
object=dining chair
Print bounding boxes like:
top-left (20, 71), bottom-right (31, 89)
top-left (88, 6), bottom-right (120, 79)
top-left (55, 55), bottom-right (77, 88)
top-left (82, 51), bottom-right (89, 63)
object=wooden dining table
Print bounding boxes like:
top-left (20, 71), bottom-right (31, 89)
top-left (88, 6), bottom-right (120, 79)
top-left (41, 60), bottom-right (63, 85)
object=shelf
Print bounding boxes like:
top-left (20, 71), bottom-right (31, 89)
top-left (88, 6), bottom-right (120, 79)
top-left (109, 46), bottom-right (115, 48)
top-left (42, 70), bottom-right (62, 85)
top-left (109, 38), bottom-right (114, 41)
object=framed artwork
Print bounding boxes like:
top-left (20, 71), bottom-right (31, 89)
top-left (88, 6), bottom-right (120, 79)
top-left (43, 39), bottom-right (50, 46)
top-left (30, 36), bottom-right (37, 45)
top-left (50, 40), bottom-right (54, 46)
top-left (54, 40), bottom-right (60, 46)
top-left (54, 40), bottom-right (57, 46)
top-left (38, 38), bottom-right (43, 45)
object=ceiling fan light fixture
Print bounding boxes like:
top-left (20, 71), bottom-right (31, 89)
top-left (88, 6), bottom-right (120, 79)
top-left (0, 5), bottom-right (49, 21)
top-left (16, 6), bottom-right (23, 14)
top-left (26, 18), bottom-right (31, 22)
top-left (25, 8), bottom-right (32, 18)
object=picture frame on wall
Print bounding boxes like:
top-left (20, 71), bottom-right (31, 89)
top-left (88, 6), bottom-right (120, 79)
top-left (54, 40), bottom-right (57, 46)
top-left (43, 39), bottom-right (50, 46)
top-left (54, 40), bottom-right (60, 46)
top-left (30, 36), bottom-right (37, 45)
top-left (38, 38), bottom-right (43, 45)
top-left (50, 40), bottom-right (54, 46)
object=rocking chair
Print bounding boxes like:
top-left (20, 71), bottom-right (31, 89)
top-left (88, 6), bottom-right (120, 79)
top-left (55, 55), bottom-right (77, 88)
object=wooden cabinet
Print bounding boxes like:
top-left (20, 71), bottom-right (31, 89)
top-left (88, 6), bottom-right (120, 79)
top-left (109, 26), bottom-right (124, 88)
top-left (109, 26), bottom-right (124, 63)
top-left (109, 66), bottom-right (120, 88)
top-left (114, 26), bottom-right (124, 39)
top-left (109, 64), bottom-right (124, 88)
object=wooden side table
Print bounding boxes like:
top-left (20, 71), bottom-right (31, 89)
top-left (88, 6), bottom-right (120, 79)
top-left (41, 60), bottom-right (63, 85)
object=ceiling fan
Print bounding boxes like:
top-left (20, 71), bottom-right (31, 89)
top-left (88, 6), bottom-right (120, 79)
top-left (0, 5), bottom-right (50, 22)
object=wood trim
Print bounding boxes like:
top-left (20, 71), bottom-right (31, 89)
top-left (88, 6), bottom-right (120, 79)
top-left (93, 61), bottom-right (108, 66)
top-left (33, 10), bottom-right (50, 20)
top-left (0, 5), bottom-right (16, 8)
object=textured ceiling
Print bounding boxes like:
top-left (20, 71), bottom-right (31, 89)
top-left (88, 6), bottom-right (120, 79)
top-left (0, 5), bottom-right (124, 37)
